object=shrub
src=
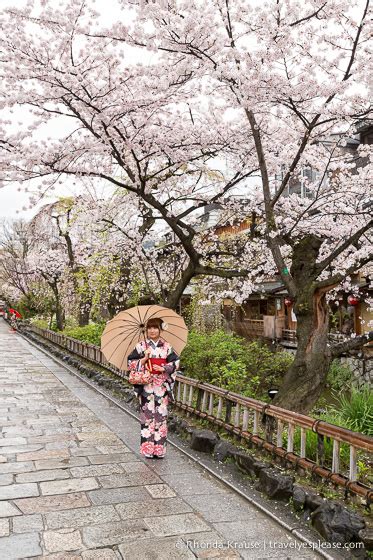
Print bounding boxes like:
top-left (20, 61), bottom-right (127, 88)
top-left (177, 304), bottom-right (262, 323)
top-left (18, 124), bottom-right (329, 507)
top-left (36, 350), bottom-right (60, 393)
top-left (181, 329), bottom-right (293, 398)
top-left (63, 323), bottom-right (105, 346)
top-left (30, 318), bottom-right (59, 331)
top-left (327, 359), bottom-right (354, 391)
top-left (30, 318), bottom-right (50, 329)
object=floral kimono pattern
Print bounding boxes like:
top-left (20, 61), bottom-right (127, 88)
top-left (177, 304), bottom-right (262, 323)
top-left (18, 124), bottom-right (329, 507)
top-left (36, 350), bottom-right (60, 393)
top-left (128, 338), bottom-right (179, 458)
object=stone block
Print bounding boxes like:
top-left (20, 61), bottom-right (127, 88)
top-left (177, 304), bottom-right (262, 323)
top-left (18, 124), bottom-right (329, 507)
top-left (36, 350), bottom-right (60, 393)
top-left (181, 494), bottom-right (256, 524)
top-left (118, 536), bottom-right (195, 559)
top-left (162, 473), bottom-right (227, 497)
top-left (0, 482), bottom-right (39, 500)
top-left (258, 468), bottom-right (294, 500)
top-left (0, 501), bottom-right (22, 518)
top-left (98, 471), bottom-right (162, 488)
top-left (116, 497), bottom-right (192, 520)
top-left (87, 453), bottom-right (134, 464)
top-left (190, 430), bottom-right (219, 453)
top-left (45, 505), bottom-right (120, 530)
top-left (95, 445), bottom-right (131, 454)
top-left (144, 484), bottom-right (177, 499)
top-left (37, 553), bottom-right (81, 560)
top-left (311, 502), bottom-right (365, 545)
top-left (1, 444), bottom-right (43, 455)
top-left (0, 437), bottom-right (27, 447)
top-left (0, 473), bottom-right (14, 486)
top-left (0, 518), bottom-right (9, 537)
top-left (212, 441), bottom-right (238, 462)
top-left (44, 528), bottom-right (83, 553)
top-left (232, 451), bottom-right (256, 475)
top-left (0, 533), bottom-right (42, 559)
top-left (14, 492), bottom-right (91, 514)
top-left (35, 457), bottom-right (89, 470)
top-left (292, 485), bottom-right (307, 511)
top-left (88, 486), bottom-right (150, 506)
top-left (40, 477), bottom-right (99, 496)
top-left (13, 514), bottom-right (44, 533)
top-left (16, 469), bottom-right (71, 483)
top-left (82, 519), bottom-right (151, 547)
top-left (144, 513), bottom-right (211, 537)
top-left (70, 464), bottom-right (125, 478)
top-left (18, 449), bottom-right (70, 461)
top-left (305, 492), bottom-right (325, 511)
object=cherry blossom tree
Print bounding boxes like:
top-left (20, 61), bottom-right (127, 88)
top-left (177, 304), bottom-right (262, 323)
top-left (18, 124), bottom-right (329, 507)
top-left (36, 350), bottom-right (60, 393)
top-left (1, 0), bottom-right (372, 411)
top-left (0, 219), bottom-right (34, 299)
top-left (0, 217), bottom-right (68, 327)
top-left (118, 0), bottom-right (373, 412)
top-left (0, 0), bottom-right (257, 307)
top-left (30, 197), bottom-right (98, 325)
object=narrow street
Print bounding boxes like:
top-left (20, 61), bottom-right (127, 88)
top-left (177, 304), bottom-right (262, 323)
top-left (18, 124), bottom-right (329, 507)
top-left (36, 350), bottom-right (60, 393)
top-left (0, 320), bottom-right (327, 559)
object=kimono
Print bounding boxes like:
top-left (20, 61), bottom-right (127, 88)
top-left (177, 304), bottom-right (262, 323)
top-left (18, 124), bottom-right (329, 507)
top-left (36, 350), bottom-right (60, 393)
top-left (127, 338), bottom-right (179, 458)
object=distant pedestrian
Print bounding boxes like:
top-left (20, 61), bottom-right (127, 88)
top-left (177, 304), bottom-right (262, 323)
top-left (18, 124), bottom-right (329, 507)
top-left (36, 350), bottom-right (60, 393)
top-left (127, 318), bottom-right (179, 458)
top-left (10, 314), bottom-right (17, 331)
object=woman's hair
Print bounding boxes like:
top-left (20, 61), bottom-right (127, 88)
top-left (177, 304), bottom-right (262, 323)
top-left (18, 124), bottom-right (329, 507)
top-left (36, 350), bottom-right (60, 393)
top-left (146, 318), bottom-right (163, 330)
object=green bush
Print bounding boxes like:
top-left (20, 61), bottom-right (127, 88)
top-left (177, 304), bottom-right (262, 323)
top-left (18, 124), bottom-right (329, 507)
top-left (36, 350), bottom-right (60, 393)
top-left (30, 318), bottom-right (50, 329)
top-left (327, 359), bottom-right (354, 391)
top-left (63, 323), bottom-right (105, 345)
top-left (181, 330), bottom-right (293, 398)
top-left (30, 318), bottom-right (59, 331)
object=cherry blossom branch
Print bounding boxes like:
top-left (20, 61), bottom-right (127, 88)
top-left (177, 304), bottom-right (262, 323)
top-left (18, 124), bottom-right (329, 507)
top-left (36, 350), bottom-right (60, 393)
top-left (315, 219), bottom-right (373, 275)
top-left (331, 331), bottom-right (373, 358)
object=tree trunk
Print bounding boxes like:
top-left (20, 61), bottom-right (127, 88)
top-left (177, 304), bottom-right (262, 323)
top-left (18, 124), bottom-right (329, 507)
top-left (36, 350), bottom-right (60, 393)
top-left (51, 283), bottom-right (65, 331)
top-left (165, 261), bottom-right (196, 310)
top-left (78, 299), bottom-right (92, 326)
top-left (73, 270), bottom-right (92, 326)
top-left (274, 287), bottom-right (332, 413)
top-left (55, 305), bottom-right (65, 331)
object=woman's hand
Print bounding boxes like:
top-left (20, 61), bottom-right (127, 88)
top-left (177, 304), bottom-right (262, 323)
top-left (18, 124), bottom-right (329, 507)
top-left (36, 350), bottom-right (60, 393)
top-left (152, 364), bottom-right (165, 373)
top-left (140, 348), bottom-right (152, 365)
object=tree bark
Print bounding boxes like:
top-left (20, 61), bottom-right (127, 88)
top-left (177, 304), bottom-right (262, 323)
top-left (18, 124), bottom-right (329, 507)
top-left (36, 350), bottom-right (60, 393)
top-left (273, 286), bottom-right (331, 413)
top-left (51, 284), bottom-right (65, 331)
top-left (78, 300), bottom-right (91, 326)
top-left (165, 261), bottom-right (196, 309)
top-left (273, 236), bottom-right (331, 413)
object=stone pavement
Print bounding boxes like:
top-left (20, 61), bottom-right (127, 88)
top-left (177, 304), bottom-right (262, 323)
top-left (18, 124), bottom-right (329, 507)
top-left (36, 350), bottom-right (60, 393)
top-left (0, 319), bottom-right (326, 560)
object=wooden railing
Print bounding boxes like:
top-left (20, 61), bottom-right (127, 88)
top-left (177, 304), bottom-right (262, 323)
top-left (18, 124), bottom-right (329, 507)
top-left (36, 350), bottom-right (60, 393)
top-left (281, 330), bottom-right (354, 344)
top-left (281, 329), bottom-right (297, 343)
top-left (244, 319), bottom-right (264, 337)
top-left (24, 324), bottom-right (373, 503)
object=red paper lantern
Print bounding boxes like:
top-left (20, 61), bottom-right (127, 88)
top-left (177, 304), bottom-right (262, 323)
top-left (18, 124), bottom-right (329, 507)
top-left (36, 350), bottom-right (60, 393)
top-left (284, 297), bottom-right (293, 307)
top-left (347, 295), bottom-right (360, 306)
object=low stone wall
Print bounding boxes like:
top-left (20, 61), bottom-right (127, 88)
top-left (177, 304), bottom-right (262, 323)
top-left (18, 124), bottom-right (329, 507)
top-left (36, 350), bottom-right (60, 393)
top-left (170, 424), bottom-right (370, 556)
top-left (340, 356), bottom-right (373, 387)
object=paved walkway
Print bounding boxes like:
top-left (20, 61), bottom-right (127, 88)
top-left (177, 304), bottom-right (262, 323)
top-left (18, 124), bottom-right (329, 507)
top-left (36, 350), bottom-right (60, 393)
top-left (0, 320), bottom-right (327, 559)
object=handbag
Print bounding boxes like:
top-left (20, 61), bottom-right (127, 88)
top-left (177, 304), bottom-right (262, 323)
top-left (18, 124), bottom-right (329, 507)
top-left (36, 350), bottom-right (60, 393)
top-left (128, 369), bottom-right (152, 385)
top-left (146, 357), bottom-right (167, 374)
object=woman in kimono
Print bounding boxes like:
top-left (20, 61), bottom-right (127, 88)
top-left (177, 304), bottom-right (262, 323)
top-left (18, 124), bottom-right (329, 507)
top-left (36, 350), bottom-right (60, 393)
top-left (127, 317), bottom-right (179, 458)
